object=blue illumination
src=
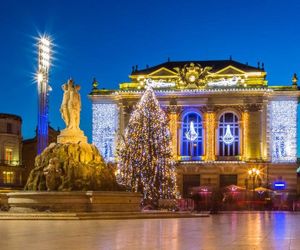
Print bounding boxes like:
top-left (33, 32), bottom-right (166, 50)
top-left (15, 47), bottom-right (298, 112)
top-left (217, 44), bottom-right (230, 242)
top-left (181, 112), bottom-right (203, 159)
top-left (37, 82), bottom-right (49, 154)
top-left (218, 112), bottom-right (239, 156)
top-left (274, 182), bottom-right (286, 190)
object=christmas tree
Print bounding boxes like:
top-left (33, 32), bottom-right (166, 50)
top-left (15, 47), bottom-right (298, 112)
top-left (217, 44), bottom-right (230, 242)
top-left (117, 86), bottom-right (176, 208)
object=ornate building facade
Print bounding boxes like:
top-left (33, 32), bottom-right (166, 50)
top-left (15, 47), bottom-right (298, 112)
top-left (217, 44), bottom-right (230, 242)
top-left (0, 113), bottom-right (24, 188)
top-left (89, 60), bottom-right (300, 196)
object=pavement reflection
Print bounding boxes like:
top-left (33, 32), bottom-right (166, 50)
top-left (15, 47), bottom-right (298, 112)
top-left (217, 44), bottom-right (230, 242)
top-left (0, 212), bottom-right (299, 250)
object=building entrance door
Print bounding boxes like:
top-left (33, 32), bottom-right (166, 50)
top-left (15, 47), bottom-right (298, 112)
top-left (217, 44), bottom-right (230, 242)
top-left (219, 174), bottom-right (237, 187)
top-left (182, 174), bottom-right (200, 198)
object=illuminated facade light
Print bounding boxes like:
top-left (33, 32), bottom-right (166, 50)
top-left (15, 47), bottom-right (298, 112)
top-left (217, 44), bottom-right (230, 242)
top-left (218, 112), bottom-right (239, 156)
top-left (269, 100), bottom-right (297, 163)
top-left (92, 103), bottom-right (118, 161)
top-left (181, 112), bottom-right (203, 158)
top-left (185, 121), bottom-right (198, 141)
top-left (90, 59), bottom-right (300, 193)
top-left (222, 125), bottom-right (235, 145)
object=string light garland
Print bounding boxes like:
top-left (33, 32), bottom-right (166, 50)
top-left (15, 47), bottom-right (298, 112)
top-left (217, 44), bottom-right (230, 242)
top-left (269, 100), bottom-right (297, 162)
top-left (222, 125), bottom-right (235, 145)
top-left (92, 104), bottom-right (118, 161)
top-left (185, 121), bottom-right (198, 141)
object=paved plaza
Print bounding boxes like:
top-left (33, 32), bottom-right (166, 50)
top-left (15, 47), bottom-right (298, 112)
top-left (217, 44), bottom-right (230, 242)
top-left (1, 212), bottom-right (300, 250)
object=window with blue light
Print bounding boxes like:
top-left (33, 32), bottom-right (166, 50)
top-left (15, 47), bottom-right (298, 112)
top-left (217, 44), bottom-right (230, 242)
top-left (181, 112), bottom-right (203, 159)
top-left (218, 112), bottom-right (240, 156)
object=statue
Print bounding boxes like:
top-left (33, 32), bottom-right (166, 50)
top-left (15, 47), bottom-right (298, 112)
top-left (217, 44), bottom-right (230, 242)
top-left (43, 157), bottom-right (62, 191)
top-left (57, 79), bottom-right (87, 144)
top-left (24, 78), bottom-right (119, 193)
top-left (60, 79), bottom-right (81, 130)
top-left (60, 83), bottom-right (69, 127)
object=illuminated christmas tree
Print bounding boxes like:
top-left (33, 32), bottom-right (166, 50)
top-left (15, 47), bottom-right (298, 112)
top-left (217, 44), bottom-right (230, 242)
top-left (117, 86), bottom-right (176, 208)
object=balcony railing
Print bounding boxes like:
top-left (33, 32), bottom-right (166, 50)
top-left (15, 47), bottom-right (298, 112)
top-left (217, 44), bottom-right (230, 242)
top-left (0, 160), bottom-right (23, 167)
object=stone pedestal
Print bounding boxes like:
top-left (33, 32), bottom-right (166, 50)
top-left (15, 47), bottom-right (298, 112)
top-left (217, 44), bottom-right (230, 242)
top-left (57, 128), bottom-right (87, 144)
top-left (7, 191), bottom-right (142, 212)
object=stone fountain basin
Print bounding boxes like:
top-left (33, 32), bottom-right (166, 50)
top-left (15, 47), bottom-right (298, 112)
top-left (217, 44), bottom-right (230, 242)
top-left (6, 191), bottom-right (141, 213)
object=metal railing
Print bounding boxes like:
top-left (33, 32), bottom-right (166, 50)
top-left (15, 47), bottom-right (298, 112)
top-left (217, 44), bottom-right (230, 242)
top-left (0, 160), bottom-right (23, 167)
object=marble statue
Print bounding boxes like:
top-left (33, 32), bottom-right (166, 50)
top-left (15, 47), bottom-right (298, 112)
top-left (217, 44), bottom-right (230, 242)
top-left (24, 78), bottom-right (119, 192)
top-left (60, 79), bottom-right (81, 130)
top-left (57, 79), bottom-right (87, 144)
top-left (43, 157), bottom-right (62, 191)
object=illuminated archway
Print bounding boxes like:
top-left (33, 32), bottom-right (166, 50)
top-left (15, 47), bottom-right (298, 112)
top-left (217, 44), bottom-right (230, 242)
top-left (181, 112), bottom-right (203, 159)
top-left (218, 112), bottom-right (240, 156)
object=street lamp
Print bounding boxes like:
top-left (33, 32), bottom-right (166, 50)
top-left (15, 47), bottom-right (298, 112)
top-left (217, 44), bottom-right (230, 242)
top-left (248, 168), bottom-right (260, 209)
top-left (37, 36), bottom-right (51, 154)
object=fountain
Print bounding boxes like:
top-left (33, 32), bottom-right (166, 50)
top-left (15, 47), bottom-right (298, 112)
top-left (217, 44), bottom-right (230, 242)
top-left (6, 79), bottom-right (141, 212)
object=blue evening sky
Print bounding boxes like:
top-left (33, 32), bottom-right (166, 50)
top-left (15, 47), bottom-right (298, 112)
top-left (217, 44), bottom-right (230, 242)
top-left (0, 0), bottom-right (300, 150)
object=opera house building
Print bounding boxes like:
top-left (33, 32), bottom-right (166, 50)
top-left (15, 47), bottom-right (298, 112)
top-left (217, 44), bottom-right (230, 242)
top-left (89, 59), bottom-right (299, 197)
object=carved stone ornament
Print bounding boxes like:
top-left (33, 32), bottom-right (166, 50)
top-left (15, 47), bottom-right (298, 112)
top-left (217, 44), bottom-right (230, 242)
top-left (165, 102), bottom-right (182, 114)
top-left (245, 103), bottom-right (263, 112)
top-left (174, 63), bottom-right (212, 88)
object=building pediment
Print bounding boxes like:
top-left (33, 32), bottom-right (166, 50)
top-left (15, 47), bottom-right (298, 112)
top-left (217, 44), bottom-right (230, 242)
top-left (148, 67), bottom-right (177, 77)
top-left (214, 65), bottom-right (246, 75)
top-left (120, 60), bottom-right (267, 90)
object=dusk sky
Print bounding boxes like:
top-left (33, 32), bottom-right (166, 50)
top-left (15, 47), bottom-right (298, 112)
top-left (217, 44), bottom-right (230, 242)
top-left (1, 0), bottom-right (300, 147)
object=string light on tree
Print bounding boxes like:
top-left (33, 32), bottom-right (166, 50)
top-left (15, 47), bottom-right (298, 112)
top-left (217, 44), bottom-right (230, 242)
top-left (117, 86), bottom-right (176, 208)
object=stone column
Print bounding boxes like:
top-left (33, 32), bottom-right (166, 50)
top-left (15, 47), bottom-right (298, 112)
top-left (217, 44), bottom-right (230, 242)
top-left (261, 101), bottom-right (268, 160)
top-left (167, 104), bottom-right (179, 160)
top-left (204, 111), bottom-right (216, 161)
top-left (246, 104), bottom-right (263, 160)
top-left (242, 110), bottom-right (249, 161)
top-left (118, 102), bottom-right (125, 135)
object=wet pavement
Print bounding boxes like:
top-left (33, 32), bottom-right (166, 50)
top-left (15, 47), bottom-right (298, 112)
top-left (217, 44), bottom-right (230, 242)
top-left (0, 212), bottom-right (300, 250)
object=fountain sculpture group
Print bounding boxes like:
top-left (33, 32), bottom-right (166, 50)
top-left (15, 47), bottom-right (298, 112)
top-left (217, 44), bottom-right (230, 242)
top-left (5, 79), bottom-right (141, 212)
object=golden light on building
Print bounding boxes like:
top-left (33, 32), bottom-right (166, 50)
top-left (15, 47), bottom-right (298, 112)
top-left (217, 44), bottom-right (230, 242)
top-left (90, 59), bottom-right (300, 195)
top-left (169, 112), bottom-right (178, 160)
top-left (204, 112), bottom-right (216, 161)
top-left (242, 111), bottom-right (249, 160)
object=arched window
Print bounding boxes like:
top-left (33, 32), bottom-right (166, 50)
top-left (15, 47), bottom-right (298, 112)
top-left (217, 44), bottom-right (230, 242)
top-left (181, 112), bottom-right (203, 159)
top-left (218, 112), bottom-right (240, 156)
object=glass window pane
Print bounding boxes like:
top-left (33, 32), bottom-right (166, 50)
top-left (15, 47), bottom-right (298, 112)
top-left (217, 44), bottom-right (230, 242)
top-left (218, 112), bottom-right (239, 156)
top-left (181, 112), bottom-right (203, 157)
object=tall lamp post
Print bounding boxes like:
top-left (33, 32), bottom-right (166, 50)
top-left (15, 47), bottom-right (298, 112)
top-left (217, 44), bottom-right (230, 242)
top-left (248, 168), bottom-right (260, 209)
top-left (37, 36), bottom-right (51, 155)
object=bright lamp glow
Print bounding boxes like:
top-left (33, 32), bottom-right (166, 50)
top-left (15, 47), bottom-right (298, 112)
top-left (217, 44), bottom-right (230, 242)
top-left (40, 37), bottom-right (50, 46)
top-left (37, 72), bottom-right (43, 83)
top-left (36, 34), bottom-right (52, 155)
top-left (38, 36), bottom-right (51, 71)
top-left (248, 168), bottom-right (260, 176)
